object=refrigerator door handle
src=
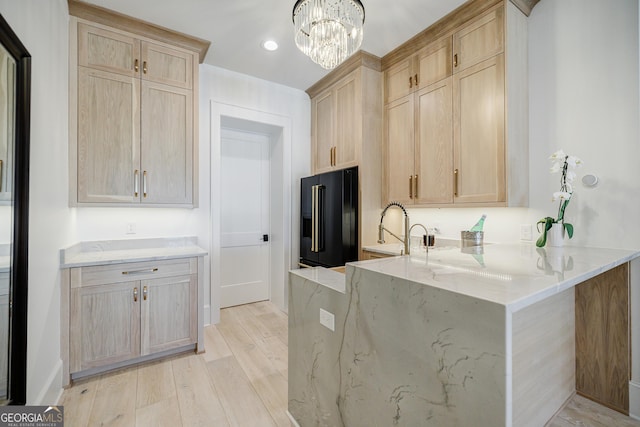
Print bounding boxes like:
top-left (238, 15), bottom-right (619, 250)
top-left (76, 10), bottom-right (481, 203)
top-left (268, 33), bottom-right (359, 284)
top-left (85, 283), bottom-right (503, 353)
top-left (317, 185), bottom-right (325, 252)
top-left (311, 185), bottom-right (317, 252)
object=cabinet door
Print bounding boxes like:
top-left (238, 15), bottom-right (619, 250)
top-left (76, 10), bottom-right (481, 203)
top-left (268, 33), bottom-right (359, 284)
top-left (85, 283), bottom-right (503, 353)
top-left (312, 90), bottom-right (335, 174)
top-left (385, 58), bottom-right (414, 104)
top-left (140, 81), bottom-right (193, 204)
top-left (77, 67), bottom-right (140, 203)
top-left (453, 55), bottom-right (505, 204)
top-left (77, 23), bottom-right (140, 77)
top-left (415, 77), bottom-right (453, 204)
top-left (384, 95), bottom-right (415, 205)
top-left (141, 275), bottom-right (196, 355)
top-left (70, 282), bottom-right (141, 372)
top-left (335, 74), bottom-right (359, 168)
top-left (453, 6), bottom-right (504, 73)
top-left (416, 37), bottom-right (452, 89)
top-left (141, 41), bottom-right (193, 89)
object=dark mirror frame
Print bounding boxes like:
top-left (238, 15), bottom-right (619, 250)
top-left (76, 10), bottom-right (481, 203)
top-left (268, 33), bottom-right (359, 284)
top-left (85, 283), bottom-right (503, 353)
top-left (0, 13), bottom-right (30, 405)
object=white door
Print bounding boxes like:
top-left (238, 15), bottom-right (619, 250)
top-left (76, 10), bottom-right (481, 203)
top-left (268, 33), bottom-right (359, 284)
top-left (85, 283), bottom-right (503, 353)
top-left (220, 128), bottom-right (270, 307)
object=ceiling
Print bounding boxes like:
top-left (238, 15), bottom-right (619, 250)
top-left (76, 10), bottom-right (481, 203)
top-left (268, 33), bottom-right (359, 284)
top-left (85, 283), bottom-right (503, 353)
top-left (81, 0), bottom-right (468, 91)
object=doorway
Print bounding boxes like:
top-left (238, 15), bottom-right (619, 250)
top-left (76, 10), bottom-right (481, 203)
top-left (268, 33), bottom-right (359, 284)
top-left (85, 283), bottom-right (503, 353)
top-left (210, 103), bottom-right (292, 325)
top-left (219, 128), bottom-right (271, 307)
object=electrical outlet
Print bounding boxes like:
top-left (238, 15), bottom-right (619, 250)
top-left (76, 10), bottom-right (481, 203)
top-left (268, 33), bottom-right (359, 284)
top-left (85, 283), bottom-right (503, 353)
top-left (520, 224), bottom-right (532, 241)
top-left (319, 308), bottom-right (335, 331)
top-left (126, 223), bottom-right (137, 235)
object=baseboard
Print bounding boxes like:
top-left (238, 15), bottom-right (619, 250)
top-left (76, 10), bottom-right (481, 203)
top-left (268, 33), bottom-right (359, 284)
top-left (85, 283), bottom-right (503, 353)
top-left (286, 410), bottom-right (301, 427)
top-left (32, 359), bottom-right (63, 405)
top-left (630, 381), bottom-right (640, 420)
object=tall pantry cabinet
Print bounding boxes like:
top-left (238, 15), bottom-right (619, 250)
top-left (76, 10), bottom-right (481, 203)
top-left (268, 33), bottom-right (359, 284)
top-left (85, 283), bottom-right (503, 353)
top-left (382, 0), bottom-right (529, 207)
top-left (68, 1), bottom-right (209, 207)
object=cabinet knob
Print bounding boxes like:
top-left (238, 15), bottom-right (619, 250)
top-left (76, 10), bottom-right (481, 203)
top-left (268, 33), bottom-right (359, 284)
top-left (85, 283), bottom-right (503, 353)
top-left (409, 76), bottom-right (413, 88)
top-left (414, 74), bottom-right (418, 87)
top-left (134, 59), bottom-right (139, 72)
top-left (143, 60), bottom-right (148, 74)
top-left (143, 286), bottom-right (148, 301)
top-left (454, 53), bottom-right (458, 68)
top-left (133, 287), bottom-right (138, 302)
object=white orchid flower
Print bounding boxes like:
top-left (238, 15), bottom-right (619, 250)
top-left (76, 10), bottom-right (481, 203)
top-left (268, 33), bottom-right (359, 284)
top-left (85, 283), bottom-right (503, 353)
top-left (549, 149), bottom-right (566, 161)
top-left (566, 155), bottom-right (582, 168)
top-left (550, 162), bottom-right (562, 173)
top-left (552, 191), bottom-right (572, 202)
top-left (565, 171), bottom-right (576, 182)
top-left (565, 183), bottom-right (573, 193)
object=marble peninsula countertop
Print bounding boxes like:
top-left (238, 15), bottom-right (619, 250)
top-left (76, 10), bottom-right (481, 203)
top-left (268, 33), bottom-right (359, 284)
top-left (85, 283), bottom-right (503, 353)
top-left (302, 242), bottom-right (640, 312)
top-left (60, 236), bottom-right (208, 268)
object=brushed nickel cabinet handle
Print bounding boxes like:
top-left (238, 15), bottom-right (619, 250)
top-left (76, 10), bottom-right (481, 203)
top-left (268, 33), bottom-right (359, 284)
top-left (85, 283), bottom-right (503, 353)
top-left (134, 59), bottom-right (139, 72)
top-left (454, 169), bottom-right (459, 196)
top-left (133, 287), bottom-right (138, 302)
top-left (143, 60), bottom-right (148, 74)
top-left (143, 170), bottom-right (148, 198)
top-left (143, 286), bottom-right (148, 301)
top-left (122, 267), bottom-right (159, 275)
top-left (134, 169), bottom-right (139, 197)
top-left (414, 174), bottom-right (418, 198)
top-left (454, 53), bottom-right (458, 68)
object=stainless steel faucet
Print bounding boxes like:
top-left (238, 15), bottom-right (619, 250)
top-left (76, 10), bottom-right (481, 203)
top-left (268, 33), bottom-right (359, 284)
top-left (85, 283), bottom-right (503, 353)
top-left (378, 202), bottom-right (410, 255)
top-left (409, 223), bottom-right (429, 254)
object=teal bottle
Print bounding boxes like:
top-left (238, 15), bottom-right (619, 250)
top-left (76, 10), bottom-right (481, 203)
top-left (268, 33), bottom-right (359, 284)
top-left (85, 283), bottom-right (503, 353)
top-left (470, 214), bottom-right (487, 232)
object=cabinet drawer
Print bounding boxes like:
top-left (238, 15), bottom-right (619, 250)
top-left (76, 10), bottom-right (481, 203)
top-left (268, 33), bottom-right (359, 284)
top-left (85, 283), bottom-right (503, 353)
top-left (73, 258), bottom-right (196, 287)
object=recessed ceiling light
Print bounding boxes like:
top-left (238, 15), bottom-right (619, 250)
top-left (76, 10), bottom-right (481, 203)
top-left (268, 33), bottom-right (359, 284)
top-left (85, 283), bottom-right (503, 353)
top-left (262, 40), bottom-right (278, 51)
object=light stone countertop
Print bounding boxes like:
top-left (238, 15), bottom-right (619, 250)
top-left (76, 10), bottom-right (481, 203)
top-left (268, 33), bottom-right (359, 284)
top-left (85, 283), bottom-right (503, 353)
top-left (302, 242), bottom-right (640, 312)
top-left (60, 236), bottom-right (208, 268)
top-left (290, 266), bottom-right (346, 294)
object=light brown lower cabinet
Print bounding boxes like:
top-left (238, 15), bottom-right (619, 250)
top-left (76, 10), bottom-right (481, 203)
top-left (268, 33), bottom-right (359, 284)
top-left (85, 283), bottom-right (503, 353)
top-left (575, 263), bottom-right (630, 414)
top-left (361, 250), bottom-right (394, 260)
top-left (68, 258), bottom-right (197, 378)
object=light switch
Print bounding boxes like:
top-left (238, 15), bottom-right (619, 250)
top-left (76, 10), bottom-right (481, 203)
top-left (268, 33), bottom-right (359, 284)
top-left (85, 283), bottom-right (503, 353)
top-left (319, 308), bottom-right (335, 331)
top-left (126, 223), bottom-right (137, 234)
top-left (520, 224), bottom-right (532, 241)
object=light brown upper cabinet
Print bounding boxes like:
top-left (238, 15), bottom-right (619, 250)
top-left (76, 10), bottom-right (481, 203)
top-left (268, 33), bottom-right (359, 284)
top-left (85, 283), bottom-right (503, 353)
top-left (383, 0), bottom-right (528, 207)
top-left (311, 71), bottom-right (359, 174)
top-left (384, 38), bottom-right (454, 206)
top-left (452, 6), bottom-right (504, 73)
top-left (69, 7), bottom-right (207, 207)
top-left (385, 37), bottom-right (452, 105)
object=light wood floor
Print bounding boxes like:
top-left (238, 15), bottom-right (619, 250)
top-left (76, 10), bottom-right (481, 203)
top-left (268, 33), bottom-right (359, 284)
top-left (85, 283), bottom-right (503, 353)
top-left (59, 301), bottom-right (640, 427)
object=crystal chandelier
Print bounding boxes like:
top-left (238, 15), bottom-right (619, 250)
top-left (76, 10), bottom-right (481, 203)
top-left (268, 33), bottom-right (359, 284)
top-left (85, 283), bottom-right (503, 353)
top-left (292, 0), bottom-right (365, 70)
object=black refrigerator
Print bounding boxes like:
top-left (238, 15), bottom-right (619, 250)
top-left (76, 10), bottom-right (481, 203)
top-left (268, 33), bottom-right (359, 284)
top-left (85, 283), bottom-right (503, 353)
top-left (300, 166), bottom-right (358, 268)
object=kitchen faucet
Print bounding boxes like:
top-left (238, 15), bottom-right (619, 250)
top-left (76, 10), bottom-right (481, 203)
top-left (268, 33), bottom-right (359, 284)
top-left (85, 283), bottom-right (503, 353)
top-left (409, 223), bottom-right (430, 254)
top-left (378, 202), bottom-right (410, 255)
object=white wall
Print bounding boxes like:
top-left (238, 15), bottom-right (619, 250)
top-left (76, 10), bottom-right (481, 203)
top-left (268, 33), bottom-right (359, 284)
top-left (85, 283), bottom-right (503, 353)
top-left (0, 0), bottom-right (72, 404)
top-left (407, 0), bottom-right (640, 251)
